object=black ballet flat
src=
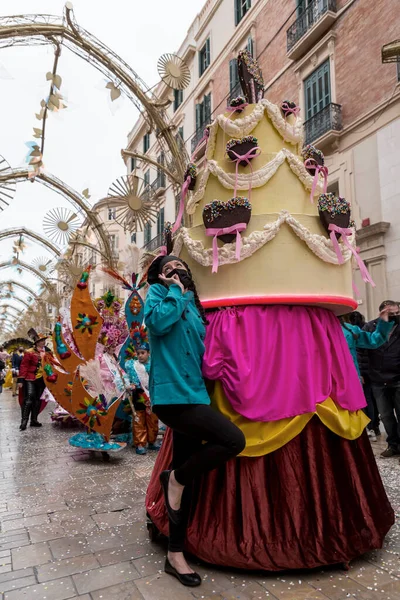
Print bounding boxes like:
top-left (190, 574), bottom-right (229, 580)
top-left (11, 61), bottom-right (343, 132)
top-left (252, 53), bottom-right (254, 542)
top-left (165, 558), bottom-right (202, 587)
top-left (159, 470), bottom-right (182, 525)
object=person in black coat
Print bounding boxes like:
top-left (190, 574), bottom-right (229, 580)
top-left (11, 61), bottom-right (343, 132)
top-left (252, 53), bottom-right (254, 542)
top-left (364, 300), bottom-right (400, 457)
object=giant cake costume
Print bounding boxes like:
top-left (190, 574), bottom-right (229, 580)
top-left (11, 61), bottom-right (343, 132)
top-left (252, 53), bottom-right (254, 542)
top-left (146, 52), bottom-right (394, 570)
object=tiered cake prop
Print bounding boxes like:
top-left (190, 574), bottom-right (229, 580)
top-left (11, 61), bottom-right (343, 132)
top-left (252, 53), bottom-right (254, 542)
top-left (146, 51), bottom-right (393, 572)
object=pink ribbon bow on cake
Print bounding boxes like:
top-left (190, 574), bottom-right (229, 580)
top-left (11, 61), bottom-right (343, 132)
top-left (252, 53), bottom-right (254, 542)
top-left (206, 223), bottom-right (247, 273)
top-left (328, 224), bottom-right (375, 288)
top-left (304, 159), bottom-right (328, 203)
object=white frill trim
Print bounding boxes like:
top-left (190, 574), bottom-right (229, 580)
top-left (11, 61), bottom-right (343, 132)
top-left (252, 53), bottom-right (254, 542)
top-left (187, 148), bottom-right (320, 215)
top-left (173, 210), bottom-right (354, 269)
top-left (215, 99), bottom-right (303, 145)
top-left (207, 149), bottom-right (322, 193)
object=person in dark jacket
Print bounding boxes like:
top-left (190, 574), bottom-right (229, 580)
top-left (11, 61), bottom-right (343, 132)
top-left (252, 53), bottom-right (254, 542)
top-left (364, 300), bottom-right (400, 457)
top-left (11, 347), bottom-right (24, 397)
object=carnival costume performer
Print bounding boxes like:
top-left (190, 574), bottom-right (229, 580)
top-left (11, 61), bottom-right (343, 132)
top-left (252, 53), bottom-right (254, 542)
top-left (125, 332), bottom-right (159, 455)
top-left (145, 255), bottom-right (245, 587)
top-left (146, 51), bottom-right (394, 572)
top-left (18, 330), bottom-right (49, 430)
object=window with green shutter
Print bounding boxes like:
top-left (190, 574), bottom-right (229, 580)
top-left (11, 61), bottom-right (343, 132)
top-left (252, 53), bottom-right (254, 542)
top-left (143, 133), bottom-right (150, 153)
top-left (129, 157), bottom-right (136, 172)
top-left (199, 38), bottom-right (211, 77)
top-left (304, 59), bottom-right (331, 121)
top-left (144, 170), bottom-right (150, 187)
top-left (173, 89), bottom-right (183, 111)
top-left (157, 208), bottom-right (165, 235)
top-left (157, 153), bottom-right (166, 187)
top-left (229, 58), bottom-right (240, 95)
top-left (131, 233), bottom-right (137, 244)
top-left (247, 35), bottom-right (254, 57)
top-left (235, 0), bottom-right (251, 25)
top-left (195, 93), bottom-right (212, 132)
top-left (144, 222), bottom-right (152, 245)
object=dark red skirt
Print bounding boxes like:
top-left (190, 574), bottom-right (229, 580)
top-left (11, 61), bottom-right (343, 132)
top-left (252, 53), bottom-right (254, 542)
top-left (146, 417), bottom-right (394, 571)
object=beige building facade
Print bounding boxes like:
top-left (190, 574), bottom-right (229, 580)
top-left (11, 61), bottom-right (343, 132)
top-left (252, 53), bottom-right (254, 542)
top-left (127, 0), bottom-right (400, 320)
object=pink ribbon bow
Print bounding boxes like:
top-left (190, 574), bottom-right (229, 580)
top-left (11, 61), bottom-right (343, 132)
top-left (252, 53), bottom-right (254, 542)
top-left (281, 103), bottom-right (301, 135)
top-left (227, 102), bottom-right (249, 113)
top-left (304, 159), bottom-right (328, 203)
top-left (206, 222), bottom-right (247, 273)
top-left (228, 146), bottom-right (261, 200)
top-left (328, 224), bottom-right (375, 288)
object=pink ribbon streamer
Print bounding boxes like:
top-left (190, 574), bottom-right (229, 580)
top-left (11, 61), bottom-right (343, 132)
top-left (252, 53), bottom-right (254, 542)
top-left (228, 146), bottom-right (261, 200)
top-left (206, 223), bottom-right (247, 273)
top-left (304, 159), bottom-right (328, 203)
top-left (328, 224), bottom-right (375, 288)
top-left (172, 176), bottom-right (191, 234)
top-left (191, 130), bottom-right (209, 159)
top-left (227, 103), bottom-right (249, 113)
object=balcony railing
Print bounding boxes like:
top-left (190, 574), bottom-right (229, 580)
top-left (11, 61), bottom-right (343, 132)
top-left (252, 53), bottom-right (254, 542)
top-left (141, 176), bottom-right (166, 202)
top-left (304, 102), bottom-right (342, 145)
top-left (287, 0), bottom-right (336, 52)
top-left (228, 81), bottom-right (242, 103)
top-left (142, 232), bottom-right (164, 252)
top-left (191, 126), bottom-right (208, 154)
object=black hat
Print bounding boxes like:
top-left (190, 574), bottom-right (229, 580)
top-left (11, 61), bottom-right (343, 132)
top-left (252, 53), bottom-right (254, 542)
top-left (147, 255), bottom-right (181, 285)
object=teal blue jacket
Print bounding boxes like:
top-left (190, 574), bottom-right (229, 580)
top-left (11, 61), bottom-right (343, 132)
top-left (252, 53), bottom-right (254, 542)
top-left (144, 283), bottom-right (211, 407)
top-left (341, 319), bottom-right (393, 378)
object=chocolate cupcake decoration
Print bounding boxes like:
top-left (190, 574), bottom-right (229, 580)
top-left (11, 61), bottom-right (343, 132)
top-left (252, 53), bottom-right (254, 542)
top-left (281, 100), bottom-right (299, 119)
top-left (318, 194), bottom-right (351, 239)
top-left (226, 135), bottom-right (259, 167)
top-left (302, 144), bottom-right (325, 175)
top-left (229, 95), bottom-right (248, 113)
top-left (237, 50), bottom-right (264, 104)
top-left (184, 163), bottom-right (197, 190)
top-left (203, 197), bottom-right (251, 243)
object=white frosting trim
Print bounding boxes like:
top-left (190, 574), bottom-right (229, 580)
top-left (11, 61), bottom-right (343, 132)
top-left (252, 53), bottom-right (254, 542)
top-left (215, 99), bottom-right (303, 145)
top-left (207, 149), bottom-right (321, 193)
top-left (187, 148), bottom-right (320, 215)
top-left (173, 210), bottom-right (354, 268)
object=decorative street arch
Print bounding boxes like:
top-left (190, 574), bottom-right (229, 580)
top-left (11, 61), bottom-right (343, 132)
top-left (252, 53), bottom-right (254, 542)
top-left (0, 280), bottom-right (39, 300)
top-left (0, 295), bottom-right (30, 310)
top-left (0, 260), bottom-right (54, 286)
top-left (0, 227), bottom-right (61, 256)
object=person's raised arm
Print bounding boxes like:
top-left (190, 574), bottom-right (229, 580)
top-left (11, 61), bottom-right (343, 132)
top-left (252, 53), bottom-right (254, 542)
top-left (145, 282), bottom-right (193, 337)
top-left (355, 307), bottom-right (394, 349)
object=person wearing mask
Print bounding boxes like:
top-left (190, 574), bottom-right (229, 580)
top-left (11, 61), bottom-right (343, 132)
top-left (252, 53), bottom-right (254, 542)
top-left (364, 301), bottom-right (400, 457)
top-left (145, 255), bottom-right (245, 587)
top-left (11, 347), bottom-right (24, 397)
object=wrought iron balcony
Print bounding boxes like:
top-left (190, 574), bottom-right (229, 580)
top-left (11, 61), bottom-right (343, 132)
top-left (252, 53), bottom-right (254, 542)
top-left (141, 176), bottom-right (166, 202)
top-left (228, 81), bottom-right (242, 103)
top-left (142, 232), bottom-right (164, 253)
top-left (191, 126), bottom-right (208, 154)
top-left (287, 0), bottom-right (337, 59)
top-left (304, 102), bottom-right (342, 145)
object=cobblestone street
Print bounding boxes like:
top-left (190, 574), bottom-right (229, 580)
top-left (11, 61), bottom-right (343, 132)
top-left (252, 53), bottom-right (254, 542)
top-left (0, 390), bottom-right (399, 600)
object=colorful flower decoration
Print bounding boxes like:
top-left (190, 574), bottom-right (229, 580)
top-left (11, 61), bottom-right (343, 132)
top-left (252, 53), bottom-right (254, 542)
top-left (76, 396), bottom-right (109, 429)
top-left (226, 135), bottom-right (258, 153)
top-left (94, 290), bottom-right (129, 352)
top-left (75, 313), bottom-right (99, 335)
top-left (64, 381), bottom-right (73, 397)
top-left (129, 295), bottom-right (143, 316)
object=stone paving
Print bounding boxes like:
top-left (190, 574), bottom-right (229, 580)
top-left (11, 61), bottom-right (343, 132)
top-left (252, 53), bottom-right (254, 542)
top-left (0, 389), bottom-right (399, 600)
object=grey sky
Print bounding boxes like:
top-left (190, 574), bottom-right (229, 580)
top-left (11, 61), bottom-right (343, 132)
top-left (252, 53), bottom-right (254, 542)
top-left (0, 0), bottom-right (204, 332)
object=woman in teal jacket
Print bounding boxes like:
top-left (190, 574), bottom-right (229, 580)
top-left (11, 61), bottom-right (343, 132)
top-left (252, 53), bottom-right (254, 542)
top-left (145, 255), bottom-right (245, 588)
top-left (340, 306), bottom-right (393, 379)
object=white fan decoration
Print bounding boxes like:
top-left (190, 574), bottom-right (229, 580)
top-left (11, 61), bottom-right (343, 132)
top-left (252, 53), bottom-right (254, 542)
top-left (157, 54), bottom-right (191, 90)
top-left (43, 207), bottom-right (80, 246)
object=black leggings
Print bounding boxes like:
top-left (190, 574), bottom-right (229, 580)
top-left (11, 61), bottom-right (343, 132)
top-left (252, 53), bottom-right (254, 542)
top-left (153, 403), bottom-right (245, 552)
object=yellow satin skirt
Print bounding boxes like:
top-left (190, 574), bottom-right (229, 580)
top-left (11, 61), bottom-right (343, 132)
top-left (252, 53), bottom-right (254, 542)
top-left (210, 381), bottom-right (369, 457)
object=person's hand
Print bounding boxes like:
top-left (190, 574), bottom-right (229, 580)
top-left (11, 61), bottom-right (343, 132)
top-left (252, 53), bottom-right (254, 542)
top-left (379, 306), bottom-right (393, 322)
top-left (17, 383), bottom-right (23, 390)
top-left (158, 273), bottom-right (185, 293)
top-left (360, 376), bottom-right (365, 385)
top-left (130, 384), bottom-right (136, 390)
